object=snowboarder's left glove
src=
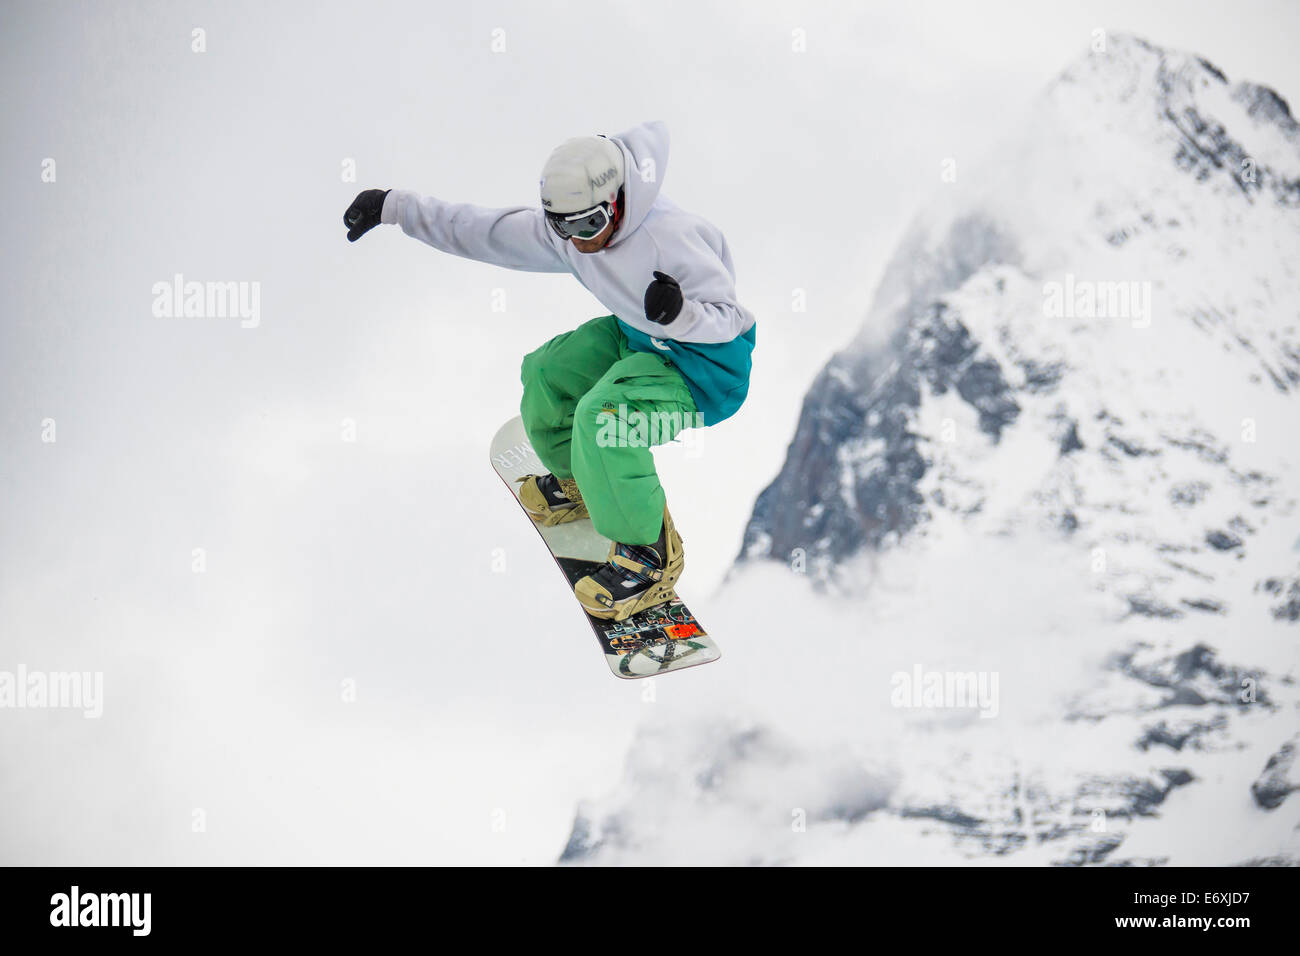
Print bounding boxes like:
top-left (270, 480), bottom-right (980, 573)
top-left (343, 188), bottom-right (391, 242)
top-left (644, 271), bottom-right (683, 325)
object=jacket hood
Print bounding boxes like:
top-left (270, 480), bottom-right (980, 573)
top-left (606, 120), bottom-right (670, 248)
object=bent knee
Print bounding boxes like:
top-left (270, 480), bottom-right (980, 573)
top-left (520, 349), bottom-right (544, 386)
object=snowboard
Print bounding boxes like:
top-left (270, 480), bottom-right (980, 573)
top-left (490, 417), bottom-right (720, 679)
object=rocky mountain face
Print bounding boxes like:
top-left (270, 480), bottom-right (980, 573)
top-left (562, 35), bottom-right (1300, 865)
top-left (742, 34), bottom-right (1300, 600)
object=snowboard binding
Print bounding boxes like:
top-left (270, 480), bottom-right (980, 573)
top-left (575, 507), bottom-right (685, 622)
top-left (515, 473), bottom-right (589, 526)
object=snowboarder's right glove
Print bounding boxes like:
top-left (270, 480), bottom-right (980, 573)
top-left (644, 271), bottom-right (683, 325)
top-left (343, 188), bottom-right (391, 242)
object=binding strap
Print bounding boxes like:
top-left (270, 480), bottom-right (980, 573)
top-left (610, 548), bottom-right (663, 582)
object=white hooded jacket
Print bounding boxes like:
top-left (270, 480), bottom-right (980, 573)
top-left (379, 121), bottom-right (755, 346)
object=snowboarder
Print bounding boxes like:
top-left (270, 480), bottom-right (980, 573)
top-left (343, 121), bottom-right (756, 621)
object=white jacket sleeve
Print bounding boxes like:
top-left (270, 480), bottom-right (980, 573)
top-left (662, 297), bottom-right (752, 342)
top-left (649, 224), bottom-right (755, 343)
top-left (381, 189), bottom-right (569, 273)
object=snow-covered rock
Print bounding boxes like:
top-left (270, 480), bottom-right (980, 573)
top-left (563, 33), bottom-right (1300, 866)
top-left (1252, 737), bottom-right (1300, 810)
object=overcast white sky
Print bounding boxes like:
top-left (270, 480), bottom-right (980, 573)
top-left (3, 0), bottom-right (1298, 864)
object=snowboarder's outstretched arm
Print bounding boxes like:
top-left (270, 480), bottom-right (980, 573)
top-left (343, 187), bottom-right (568, 274)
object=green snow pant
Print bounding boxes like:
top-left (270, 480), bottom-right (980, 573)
top-left (519, 314), bottom-right (699, 545)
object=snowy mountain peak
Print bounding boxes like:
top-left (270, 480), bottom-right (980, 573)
top-left (740, 32), bottom-right (1300, 610)
top-left (562, 34), bottom-right (1300, 866)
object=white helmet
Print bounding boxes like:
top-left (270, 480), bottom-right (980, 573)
top-left (539, 135), bottom-right (625, 214)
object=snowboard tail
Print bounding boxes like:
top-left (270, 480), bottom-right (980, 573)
top-left (490, 417), bottom-right (721, 679)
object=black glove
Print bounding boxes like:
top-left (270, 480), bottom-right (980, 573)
top-left (644, 271), bottom-right (683, 325)
top-left (343, 188), bottom-right (391, 242)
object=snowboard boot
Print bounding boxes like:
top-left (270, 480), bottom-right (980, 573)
top-left (575, 507), bottom-right (684, 621)
top-left (515, 473), bottom-right (589, 526)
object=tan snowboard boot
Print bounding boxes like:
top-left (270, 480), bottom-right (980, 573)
top-left (575, 506), bottom-right (685, 621)
top-left (515, 473), bottom-right (589, 526)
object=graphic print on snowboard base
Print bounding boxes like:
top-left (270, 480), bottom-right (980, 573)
top-left (490, 417), bottom-right (721, 679)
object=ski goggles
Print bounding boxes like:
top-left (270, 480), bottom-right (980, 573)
top-left (545, 203), bottom-right (613, 240)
